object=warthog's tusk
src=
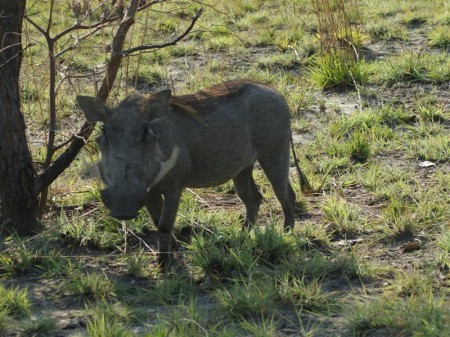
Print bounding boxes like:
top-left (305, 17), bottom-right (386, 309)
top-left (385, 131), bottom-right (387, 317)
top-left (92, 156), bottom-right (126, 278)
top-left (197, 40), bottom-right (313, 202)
top-left (147, 146), bottom-right (180, 190)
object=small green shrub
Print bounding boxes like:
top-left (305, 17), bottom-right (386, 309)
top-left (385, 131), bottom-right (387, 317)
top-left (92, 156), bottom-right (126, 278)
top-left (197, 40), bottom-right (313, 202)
top-left (371, 52), bottom-right (450, 85)
top-left (251, 224), bottom-right (298, 265)
top-left (429, 26), bottom-right (450, 49)
top-left (0, 285), bottom-right (32, 319)
top-left (20, 316), bottom-right (57, 337)
top-left (347, 294), bottom-right (449, 337)
top-left (67, 272), bottom-right (116, 301)
top-left (276, 274), bottom-right (338, 313)
top-left (367, 22), bottom-right (407, 41)
top-left (147, 275), bottom-right (193, 305)
top-left (216, 274), bottom-right (277, 318)
top-left (322, 196), bottom-right (363, 234)
top-left (307, 54), bottom-right (368, 89)
top-left (348, 132), bottom-right (371, 162)
top-left (186, 227), bottom-right (256, 278)
top-left (86, 312), bottom-right (132, 337)
top-left (409, 135), bottom-right (450, 163)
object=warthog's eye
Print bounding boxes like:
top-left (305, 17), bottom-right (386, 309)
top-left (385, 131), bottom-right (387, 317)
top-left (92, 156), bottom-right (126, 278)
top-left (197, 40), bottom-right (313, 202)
top-left (141, 125), bottom-right (158, 144)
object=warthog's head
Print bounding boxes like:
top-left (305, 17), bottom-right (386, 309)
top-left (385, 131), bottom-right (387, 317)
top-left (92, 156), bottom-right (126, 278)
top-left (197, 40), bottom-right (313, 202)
top-left (77, 91), bottom-right (178, 220)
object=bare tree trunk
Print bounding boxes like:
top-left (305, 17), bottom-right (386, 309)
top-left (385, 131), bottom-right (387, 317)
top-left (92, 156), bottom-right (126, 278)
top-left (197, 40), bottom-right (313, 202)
top-left (0, 0), bottom-right (39, 235)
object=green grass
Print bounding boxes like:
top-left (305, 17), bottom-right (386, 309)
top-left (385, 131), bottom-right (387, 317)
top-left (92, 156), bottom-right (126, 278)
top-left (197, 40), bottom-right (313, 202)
top-left (186, 226), bottom-right (257, 279)
top-left (347, 294), bottom-right (449, 336)
top-left (0, 285), bottom-right (32, 319)
top-left (366, 22), bottom-right (407, 41)
top-left (307, 53), bottom-right (369, 89)
top-left (3, 0), bottom-right (450, 335)
top-left (86, 312), bottom-right (132, 337)
top-left (371, 52), bottom-right (450, 85)
top-left (146, 274), bottom-right (193, 305)
top-left (436, 226), bottom-right (450, 271)
top-left (240, 317), bottom-right (278, 337)
top-left (276, 273), bottom-right (338, 314)
top-left (20, 316), bottom-right (57, 337)
top-left (66, 271), bottom-right (116, 302)
top-left (215, 273), bottom-right (277, 318)
top-left (428, 26), bottom-right (450, 49)
top-left (322, 196), bottom-right (363, 235)
top-left (409, 135), bottom-right (450, 163)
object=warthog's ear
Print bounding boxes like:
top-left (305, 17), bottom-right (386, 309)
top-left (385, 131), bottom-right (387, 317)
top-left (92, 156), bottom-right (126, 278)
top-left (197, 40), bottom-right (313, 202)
top-left (152, 89), bottom-right (171, 114)
top-left (77, 96), bottom-right (111, 122)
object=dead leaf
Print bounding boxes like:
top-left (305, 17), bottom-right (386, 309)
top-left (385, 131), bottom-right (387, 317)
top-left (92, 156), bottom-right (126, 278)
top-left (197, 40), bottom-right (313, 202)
top-left (336, 238), bottom-right (363, 246)
top-left (402, 239), bottom-right (422, 252)
top-left (418, 161), bottom-right (436, 168)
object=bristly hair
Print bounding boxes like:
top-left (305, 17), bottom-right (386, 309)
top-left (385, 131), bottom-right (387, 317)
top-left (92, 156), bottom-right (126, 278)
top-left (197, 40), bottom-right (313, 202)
top-left (169, 79), bottom-right (268, 117)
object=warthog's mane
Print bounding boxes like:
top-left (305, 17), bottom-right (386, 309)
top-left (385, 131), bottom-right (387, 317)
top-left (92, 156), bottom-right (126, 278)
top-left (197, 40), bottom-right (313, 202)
top-left (123, 79), bottom-right (268, 120)
top-left (169, 79), bottom-right (267, 117)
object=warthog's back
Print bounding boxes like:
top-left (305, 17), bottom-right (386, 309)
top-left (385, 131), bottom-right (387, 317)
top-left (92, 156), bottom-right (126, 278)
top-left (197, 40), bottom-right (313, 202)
top-left (165, 80), bottom-right (292, 187)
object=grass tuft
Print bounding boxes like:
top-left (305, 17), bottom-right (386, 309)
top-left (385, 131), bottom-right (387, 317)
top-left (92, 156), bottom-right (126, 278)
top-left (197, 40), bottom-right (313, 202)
top-left (276, 273), bottom-right (338, 314)
top-left (409, 135), bottom-right (450, 163)
top-left (66, 271), bottom-right (116, 301)
top-left (307, 54), bottom-right (368, 89)
top-left (215, 273), bottom-right (277, 318)
top-left (347, 294), bottom-right (449, 337)
top-left (186, 227), bottom-right (256, 278)
top-left (428, 26), bottom-right (450, 49)
top-left (0, 285), bottom-right (32, 319)
top-left (86, 312), bottom-right (132, 337)
top-left (20, 316), bottom-right (57, 337)
top-left (348, 131), bottom-right (371, 162)
top-left (322, 196), bottom-right (363, 235)
top-left (252, 224), bottom-right (298, 265)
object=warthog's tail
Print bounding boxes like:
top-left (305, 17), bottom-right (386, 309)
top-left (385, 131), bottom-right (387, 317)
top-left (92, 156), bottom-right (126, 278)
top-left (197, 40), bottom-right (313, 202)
top-left (290, 137), bottom-right (313, 194)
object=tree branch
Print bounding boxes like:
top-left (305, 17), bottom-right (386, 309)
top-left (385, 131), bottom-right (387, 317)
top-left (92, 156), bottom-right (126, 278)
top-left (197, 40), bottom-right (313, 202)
top-left (122, 8), bottom-right (202, 56)
top-left (35, 1), bottom-right (201, 194)
top-left (52, 0), bottom-right (162, 42)
top-left (36, 0), bottom-right (142, 194)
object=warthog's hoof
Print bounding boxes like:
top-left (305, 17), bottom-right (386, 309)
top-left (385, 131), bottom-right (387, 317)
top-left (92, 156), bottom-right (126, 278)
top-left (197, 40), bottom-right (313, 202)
top-left (157, 252), bottom-right (173, 273)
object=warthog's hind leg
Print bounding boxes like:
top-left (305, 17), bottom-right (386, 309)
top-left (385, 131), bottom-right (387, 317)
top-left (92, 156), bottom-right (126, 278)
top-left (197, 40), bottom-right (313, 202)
top-left (258, 153), bottom-right (296, 231)
top-left (233, 165), bottom-right (263, 229)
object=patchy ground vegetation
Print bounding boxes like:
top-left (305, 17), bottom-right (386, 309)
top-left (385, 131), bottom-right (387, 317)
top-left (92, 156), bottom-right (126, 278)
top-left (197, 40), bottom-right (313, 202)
top-left (1, 0), bottom-right (449, 336)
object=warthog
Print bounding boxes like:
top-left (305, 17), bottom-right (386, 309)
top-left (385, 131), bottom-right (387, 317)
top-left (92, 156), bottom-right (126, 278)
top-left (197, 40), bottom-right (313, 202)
top-left (77, 79), bottom-right (309, 268)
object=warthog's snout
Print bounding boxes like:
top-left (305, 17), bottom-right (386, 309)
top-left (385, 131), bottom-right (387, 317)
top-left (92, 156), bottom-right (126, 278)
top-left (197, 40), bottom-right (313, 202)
top-left (100, 184), bottom-right (146, 220)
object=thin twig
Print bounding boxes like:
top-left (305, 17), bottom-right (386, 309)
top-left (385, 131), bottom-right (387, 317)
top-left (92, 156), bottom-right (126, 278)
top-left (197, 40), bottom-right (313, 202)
top-left (122, 9), bottom-right (202, 56)
top-left (186, 188), bottom-right (213, 209)
top-left (0, 43), bottom-right (35, 69)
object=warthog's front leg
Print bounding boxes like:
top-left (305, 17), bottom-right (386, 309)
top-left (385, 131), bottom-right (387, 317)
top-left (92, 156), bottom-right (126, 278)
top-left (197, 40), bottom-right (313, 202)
top-left (157, 189), bottom-right (182, 271)
top-left (145, 194), bottom-right (163, 228)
